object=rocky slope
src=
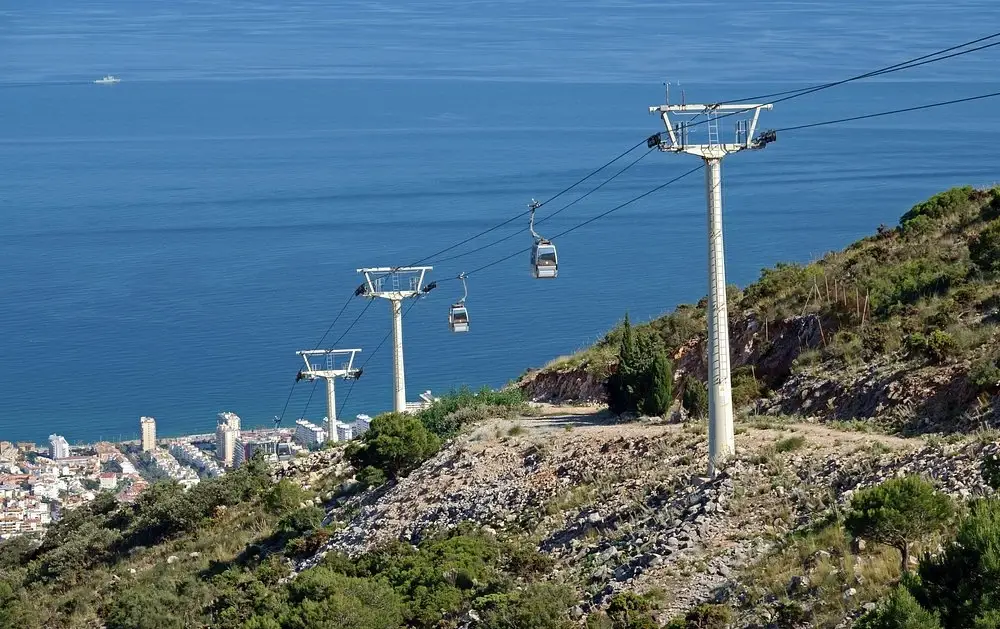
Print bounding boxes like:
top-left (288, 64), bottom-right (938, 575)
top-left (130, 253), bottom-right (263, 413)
top-left (300, 409), bottom-right (997, 625)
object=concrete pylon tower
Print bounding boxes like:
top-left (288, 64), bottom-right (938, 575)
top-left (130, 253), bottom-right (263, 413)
top-left (356, 267), bottom-right (432, 413)
top-left (295, 348), bottom-right (362, 441)
top-left (648, 99), bottom-right (776, 477)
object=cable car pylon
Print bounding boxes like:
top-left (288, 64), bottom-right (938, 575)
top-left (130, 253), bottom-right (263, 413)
top-left (528, 199), bottom-right (559, 279)
top-left (356, 266), bottom-right (433, 413)
top-left (648, 94), bottom-right (776, 478)
top-left (449, 273), bottom-right (470, 333)
top-left (294, 348), bottom-right (362, 441)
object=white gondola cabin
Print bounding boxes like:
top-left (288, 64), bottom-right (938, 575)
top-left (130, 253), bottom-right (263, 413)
top-left (449, 272), bottom-right (470, 333)
top-left (449, 303), bottom-right (469, 332)
top-left (531, 240), bottom-right (558, 279)
top-left (527, 199), bottom-right (558, 279)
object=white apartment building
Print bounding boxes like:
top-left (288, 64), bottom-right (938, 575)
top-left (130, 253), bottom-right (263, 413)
top-left (215, 411), bottom-right (241, 467)
top-left (294, 419), bottom-right (326, 447)
top-left (140, 416), bottom-right (157, 452)
top-left (48, 434), bottom-right (69, 460)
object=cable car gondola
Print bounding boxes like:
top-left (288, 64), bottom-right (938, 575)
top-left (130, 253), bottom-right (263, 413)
top-left (528, 199), bottom-right (558, 279)
top-left (449, 273), bottom-right (470, 333)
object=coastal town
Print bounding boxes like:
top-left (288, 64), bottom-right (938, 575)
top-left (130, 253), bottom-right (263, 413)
top-left (0, 410), bottom-right (374, 539)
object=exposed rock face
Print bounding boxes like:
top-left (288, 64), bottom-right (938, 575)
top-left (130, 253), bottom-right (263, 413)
top-left (519, 311), bottom-right (982, 434)
top-left (519, 365), bottom-right (608, 404)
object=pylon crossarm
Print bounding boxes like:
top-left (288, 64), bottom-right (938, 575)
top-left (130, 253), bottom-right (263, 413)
top-left (649, 103), bottom-right (773, 152)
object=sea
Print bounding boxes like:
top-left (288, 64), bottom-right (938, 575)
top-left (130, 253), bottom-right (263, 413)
top-left (2, 0), bottom-right (1000, 444)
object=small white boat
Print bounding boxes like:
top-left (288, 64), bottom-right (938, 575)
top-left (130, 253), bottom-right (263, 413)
top-left (94, 75), bottom-right (120, 85)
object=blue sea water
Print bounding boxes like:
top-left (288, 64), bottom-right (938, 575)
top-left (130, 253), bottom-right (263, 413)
top-left (2, 0), bottom-right (1000, 444)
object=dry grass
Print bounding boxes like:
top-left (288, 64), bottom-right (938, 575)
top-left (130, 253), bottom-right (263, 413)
top-left (741, 520), bottom-right (903, 628)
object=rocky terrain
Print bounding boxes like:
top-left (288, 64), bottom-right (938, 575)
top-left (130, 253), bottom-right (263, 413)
top-left (298, 407), bottom-right (998, 625)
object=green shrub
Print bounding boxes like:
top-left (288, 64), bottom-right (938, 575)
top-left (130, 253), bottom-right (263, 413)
top-left (855, 586), bottom-right (941, 629)
top-left (791, 348), bottom-right (822, 373)
top-left (825, 329), bottom-right (863, 365)
top-left (971, 219), bottom-right (1000, 277)
top-left (899, 186), bottom-right (974, 226)
top-left (775, 436), bottom-right (806, 453)
top-left (867, 260), bottom-right (962, 313)
top-left (280, 568), bottom-right (405, 629)
top-left (345, 412), bottom-right (441, 480)
top-left (862, 323), bottom-right (904, 356)
top-left (417, 386), bottom-right (525, 439)
top-left (911, 498), bottom-right (1000, 628)
top-left (263, 480), bottom-right (309, 516)
top-left (983, 187), bottom-right (1000, 221)
top-left (478, 583), bottom-right (575, 629)
top-left (970, 355), bottom-right (1000, 391)
top-left (277, 506), bottom-right (325, 536)
top-left (648, 307), bottom-right (704, 352)
top-left (844, 476), bottom-right (954, 573)
top-left (666, 604), bottom-right (732, 629)
top-left (981, 452), bottom-right (1000, 492)
top-left (900, 214), bottom-right (935, 237)
top-left (682, 380), bottom-right (709, 419)
top-left (356, 466), bottom-right (387, 488)
top-left (904, 330), bottom-right (958, 363)
top-left (731, 366), bottom-right (764, 407)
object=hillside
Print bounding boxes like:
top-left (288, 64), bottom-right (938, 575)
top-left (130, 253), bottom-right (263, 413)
top-left (521, 186), bottom-right (1000, 434)
top-left (8, 187), bottom-right (1000, 628)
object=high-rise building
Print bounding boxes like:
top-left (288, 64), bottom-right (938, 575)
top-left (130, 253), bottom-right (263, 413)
top-left (236, 437), bottom-right (280, 467)
top-left (215, 411), bottom-right (241, 467)
top-left (140, 416), bottom-right (157, 452)
top-left (335, 422), bottom-right (354, 441)
top-left (354, 414), bottom-right (372, 437)
top-left (294, 419), bottom-right (326, 447)
top-left (48, 434), bottom-right (70, 460)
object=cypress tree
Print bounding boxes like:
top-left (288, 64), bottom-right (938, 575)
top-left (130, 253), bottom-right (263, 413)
top-left (607, 314), bottom-right (635, 415)
top-left (642, 350), bottom-right (673, 417)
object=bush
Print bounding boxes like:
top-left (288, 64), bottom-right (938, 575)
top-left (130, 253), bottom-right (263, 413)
top-left (971, 219), bottom-right (1000, 277)
top-left (844, 476), bottom-right (954, 573)
top-left (775, 436), bottom-right (806, 453)
top-left (911, 498), bottom-right (1000, 628)
top-left (478, 583), bottom-right (575, 629)
top-left (280, 568), bottom-right (405, 629)
top-left (970, 355), bottom-right (1000, 391)
top-left (731, 366), bottom-right (764, 408)
top-left (356, 466), bottom-right (387, 489)
top-left (903, 330), bottom-right (958, 363)
top-left (605, 592), bottom-right (657, 629)
top-left (666, 604), bottom-right (732, 629)
top-left (862, 323), bottom-right (904, 356)
top-left (417, 386), bottom-right (525, 439)
top-left (682, 380), bottom-right (709, 419)
top-left (899, 186), bottom-right (974, 226)
top-left (867, 260), bottom-right (961, 314)
top-left (264, 480), bottom-right (309, 516)
top-left (855, 586), bottom-right (941, 629)
top-left (825, 330), bottom-right (863, 365)
top-left (345, 413), bottom-right (441, 480)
